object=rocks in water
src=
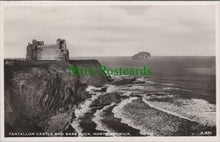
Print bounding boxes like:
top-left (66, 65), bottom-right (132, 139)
top-left (90, 87), bottom-right (107, 93)
top-left (110, 78), bottom-right (136, 85)
top-left (109, 75), bottom-right (136, 85)
top-left (90, 93), bottom-right (121, 108)
top-left (132, 51), bottom-right (151, 60)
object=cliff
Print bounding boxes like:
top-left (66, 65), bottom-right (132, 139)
top-left (132, 51), bottom-right (151, 60)
top-left (4, 60), bottom-right (107, 136)
top-left (69, 60), bottom-right (107, 87)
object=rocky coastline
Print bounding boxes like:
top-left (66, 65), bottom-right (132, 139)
top-left (4, 59), bottom-right (111, 137)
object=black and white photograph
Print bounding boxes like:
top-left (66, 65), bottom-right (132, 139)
top-left (0, 1), bottom-right (219, 141)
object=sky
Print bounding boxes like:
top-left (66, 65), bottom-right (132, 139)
top-left (4, 5), bottom-right (216, 58)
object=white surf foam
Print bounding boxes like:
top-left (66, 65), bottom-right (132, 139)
top-left (135, 77), bottom-right (145, 82)
top-left (74, 92), bottom-right (102, 118)
top-left (86, 85), bottom-right (106, 93)
top-left (106, 85), bottom-right (118, 93)
top-left (145, 80), bottom-right (156, 84)
top-left (142, 77), bottom-right (156, 85)
top-left (142, 98), bottom-right (191, 121)
top-left (71, 86), bottom-right (106, 135)
top-left (92, 103), bottom-right (117, 136)
top-left (161, 83), bottom-right (175, 86)
top-left (143, 98), bottom-right (216, 126)
top-left (121, 91), bottom-right (132, 96)
top-left (85, 86), bottom-right (97, 92)
top-left (71, 119), bottom-right (83, 136)
top-left (145, 93), bottom-right (174, 100)
top-left (163, 87), bottom-right (190, 92)
top-left (112, 97), bottom-right (154, 136)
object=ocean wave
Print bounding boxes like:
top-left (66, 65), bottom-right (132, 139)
top-left (143, 98), bottom-right (216, 126)
top-left (112, 97), bottom-right (153, 136)
top-left (145, 80), bottom-right (156, 85)
top-left (163, 87), bottom-right (190, 92)
top-left (92, 103), bottom-right (117, 135)
top-left (113, 84), bottom-right (157, 93)
top-left (105, 85), bottom-right (141, 96)
top-left (108, 73), bottom-right (133, 81)
top-left (142, 98), bottom-right (191, 121)
top-left (145, 92), bottom-right (174, 100)
top-left (139, 77), bottom-right (156, 85)
top-left (161, 83), bottom-right (175, 86)
top-left (136, 77), bottom-right (145, 82)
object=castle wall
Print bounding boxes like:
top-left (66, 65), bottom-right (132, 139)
top-left (36, 44), bottom-right (65, 61)
top-left (26, 39), bottom-right (69, 62)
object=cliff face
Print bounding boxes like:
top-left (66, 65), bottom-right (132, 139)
top-left (4, 60), bottom-right (107, 136)
top-left (70, 60), bottom-right (107, 87)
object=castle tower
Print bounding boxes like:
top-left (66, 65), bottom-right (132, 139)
top-left (26, 39), bottom-right (69, 62)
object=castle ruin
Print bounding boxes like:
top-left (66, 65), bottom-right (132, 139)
top-left (26, 38), bottom-right (69, 62)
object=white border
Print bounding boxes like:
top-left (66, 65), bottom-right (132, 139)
top-left (216, 1), bottom-right (220, 141)
top-left (0, 1), bottom-right (5, 141)
top-left (0, 1), bottom-right (220, 142)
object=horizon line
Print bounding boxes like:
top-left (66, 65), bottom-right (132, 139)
top-left (4, 55), bottom-right (216, 59)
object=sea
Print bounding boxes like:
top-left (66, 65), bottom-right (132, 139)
top-left (70, 56), bottom-right (216, 136)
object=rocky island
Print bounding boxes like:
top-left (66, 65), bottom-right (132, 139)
top-left (132, 51), bottom-right (151, 60)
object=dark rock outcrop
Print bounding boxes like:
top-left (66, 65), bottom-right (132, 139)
top-left (90, 93), bottom-right (121, 108)
top-left (132, 51), bottom-right (151, 60)
top-left (69, 60), bottom-right (107, 87)
top-left (110, 77), bottom-right (136, 85)
top-left (4, 60), bottom-right (107, 137)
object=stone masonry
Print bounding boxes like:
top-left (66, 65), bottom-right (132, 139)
top-left (26, 39), bottom-right (69, 62)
